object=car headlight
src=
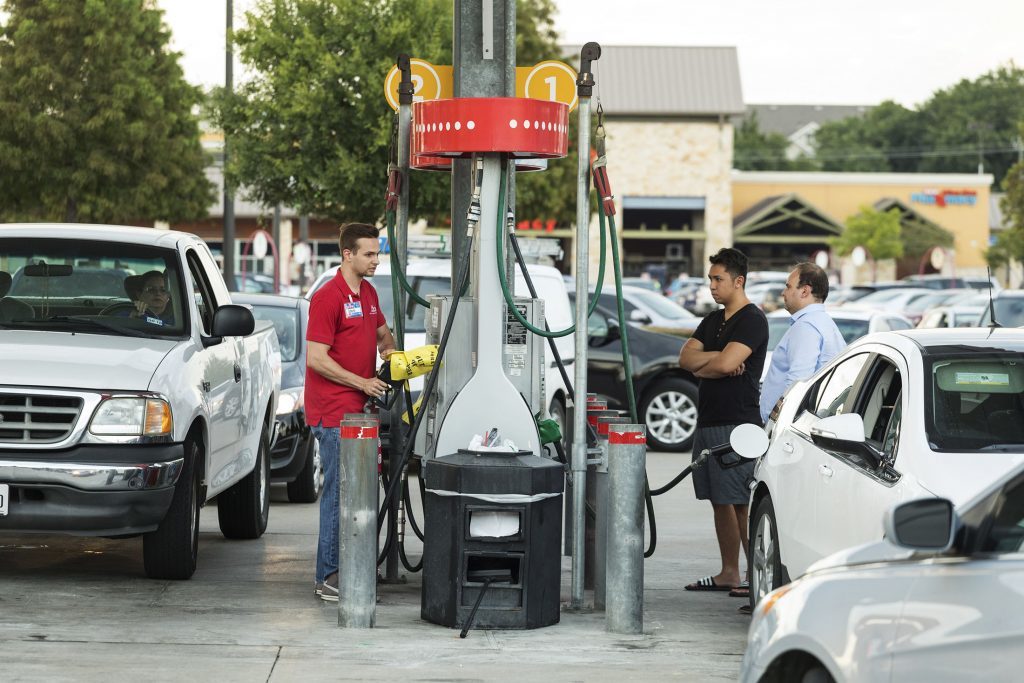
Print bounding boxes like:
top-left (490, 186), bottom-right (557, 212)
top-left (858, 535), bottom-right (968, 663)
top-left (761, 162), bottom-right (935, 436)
top-left (89, 396), bottom-right (173, 438)
top-left (276, 387), bottom-right (304, 416)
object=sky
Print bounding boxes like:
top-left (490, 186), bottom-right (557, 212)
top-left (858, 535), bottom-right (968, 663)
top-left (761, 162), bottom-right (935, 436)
top-left (160, 0), bottom-right (1024, 108)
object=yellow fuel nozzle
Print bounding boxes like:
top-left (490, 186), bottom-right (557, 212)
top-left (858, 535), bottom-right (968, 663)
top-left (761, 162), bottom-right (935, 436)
top-left (387, 344), bottom-right (440, 381)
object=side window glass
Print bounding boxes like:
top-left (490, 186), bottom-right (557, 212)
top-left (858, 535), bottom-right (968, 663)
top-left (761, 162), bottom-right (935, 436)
top-left (874, 318), bottom-right (891, 332)
top-left (588, 310), bottom-right (609, 337)
top-left (186, 252), bottom-right (214, 335)
top-left (982, 476), bottom-right (1024, 553)
top-left (881, 399), bottom-right (902, 462)
top-left (888, 317), bottom-right (913, 331)
top-left (813, 353), bottom-right (871, 419)
top-left (859, 360), bottom-right (902, 448)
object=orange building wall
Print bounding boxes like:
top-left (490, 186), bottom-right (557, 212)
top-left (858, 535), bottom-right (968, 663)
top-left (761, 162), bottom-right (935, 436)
top-left (732, 172), bottom-right (992, 270)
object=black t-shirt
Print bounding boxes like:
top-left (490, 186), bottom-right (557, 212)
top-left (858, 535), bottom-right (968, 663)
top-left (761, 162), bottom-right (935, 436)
top-left (692, 303), bottom-right (768, 427)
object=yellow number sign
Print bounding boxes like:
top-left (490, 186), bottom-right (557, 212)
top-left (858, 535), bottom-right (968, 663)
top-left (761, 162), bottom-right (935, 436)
top-left (385, 59), bottom-right (578, 112)
top-left (384, 59), bottom-right (453, 111)
top-left (518, 61), bottom-right (578, 112)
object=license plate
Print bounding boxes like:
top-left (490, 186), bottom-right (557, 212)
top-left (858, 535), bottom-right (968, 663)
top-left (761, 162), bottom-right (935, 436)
top-left (0, 484), bottom-right (8, 516)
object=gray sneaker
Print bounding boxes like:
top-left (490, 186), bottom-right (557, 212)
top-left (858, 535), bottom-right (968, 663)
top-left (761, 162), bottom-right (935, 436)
top-left (320, 572), bottom-right (338, 602)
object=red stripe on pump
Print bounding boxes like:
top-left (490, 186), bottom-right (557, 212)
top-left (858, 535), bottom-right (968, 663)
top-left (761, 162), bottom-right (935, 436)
top-left (341, 425), bottom-right (379, 439)
top-left (608, 431), bottom-right (645, 445)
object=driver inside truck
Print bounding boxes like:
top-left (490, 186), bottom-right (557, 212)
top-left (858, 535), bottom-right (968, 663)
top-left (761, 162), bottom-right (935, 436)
top-left (125, 270), bottom-right (175, 326)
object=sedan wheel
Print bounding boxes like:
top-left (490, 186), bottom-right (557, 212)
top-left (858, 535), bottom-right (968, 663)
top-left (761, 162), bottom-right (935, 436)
top-left (750, 494), bottom-right (785, 608)
top-left (640, 377), bottom-right (698, 452)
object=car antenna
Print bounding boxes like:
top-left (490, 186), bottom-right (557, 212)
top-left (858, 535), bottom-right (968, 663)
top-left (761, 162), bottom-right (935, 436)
top-left (986, 266), bottom-right (999, 331)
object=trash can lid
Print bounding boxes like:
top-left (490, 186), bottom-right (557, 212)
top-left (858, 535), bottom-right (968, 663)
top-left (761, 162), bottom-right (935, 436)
top-left (424, 449), bottom-right (564, 496)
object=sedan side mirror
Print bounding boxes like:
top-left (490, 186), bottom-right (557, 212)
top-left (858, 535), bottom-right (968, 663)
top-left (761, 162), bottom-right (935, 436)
top-left (884, 498), bottom-right (956, 552)
top-left (809, 412), bottom-right (882, 466)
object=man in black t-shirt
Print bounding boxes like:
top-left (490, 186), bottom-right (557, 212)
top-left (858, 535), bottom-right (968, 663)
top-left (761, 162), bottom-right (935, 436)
top-left (678, 248), bottom-right (768, 595)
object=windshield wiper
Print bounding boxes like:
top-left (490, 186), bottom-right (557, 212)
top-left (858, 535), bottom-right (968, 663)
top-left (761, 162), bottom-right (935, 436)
top-left (19, 316), bottom-right (154, 338)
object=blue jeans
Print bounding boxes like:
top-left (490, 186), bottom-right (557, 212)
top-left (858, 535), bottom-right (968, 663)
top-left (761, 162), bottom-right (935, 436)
top-left (311, 424), bottom-right (339, 583)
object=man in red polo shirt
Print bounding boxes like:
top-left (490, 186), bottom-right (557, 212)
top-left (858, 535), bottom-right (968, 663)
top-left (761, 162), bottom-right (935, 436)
top-left (306, 222), bottom-right (395, 601)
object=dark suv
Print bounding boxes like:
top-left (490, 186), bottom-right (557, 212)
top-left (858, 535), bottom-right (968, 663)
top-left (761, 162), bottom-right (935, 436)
top-left (572, 296), bottom-right (699, 452)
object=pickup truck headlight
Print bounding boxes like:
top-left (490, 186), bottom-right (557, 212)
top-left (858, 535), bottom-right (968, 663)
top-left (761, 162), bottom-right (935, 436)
top-left (89, 397), bottom-right (173, 437)
top-left (276, 387), bottom-right (304, 416)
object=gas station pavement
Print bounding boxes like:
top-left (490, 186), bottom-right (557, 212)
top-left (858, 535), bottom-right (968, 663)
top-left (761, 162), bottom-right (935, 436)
top-left (0, 451), bottom-right (751, 681)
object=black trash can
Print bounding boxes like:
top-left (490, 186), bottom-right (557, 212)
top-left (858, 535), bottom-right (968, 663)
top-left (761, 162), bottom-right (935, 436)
top-left (421, 449), bottom-right (564, 630)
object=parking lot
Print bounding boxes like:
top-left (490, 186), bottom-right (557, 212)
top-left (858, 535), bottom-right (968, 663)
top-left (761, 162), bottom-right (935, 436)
top-left (0, 450), bottom-right (751, 682)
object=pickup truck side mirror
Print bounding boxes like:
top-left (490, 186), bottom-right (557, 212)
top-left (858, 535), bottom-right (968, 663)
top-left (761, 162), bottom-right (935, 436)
top-left (203, 304), bottom-right (255, 347)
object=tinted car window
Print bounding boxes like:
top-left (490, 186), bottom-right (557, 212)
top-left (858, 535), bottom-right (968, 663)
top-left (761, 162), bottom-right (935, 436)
top-left (250, 305), bottom-right (300, 362)
top-left (834, 319), bottom-right (871, 344)
top-left (926, 354), bottom-right (1024, 451)
top-left (887, 317), bottom-right (913, 331)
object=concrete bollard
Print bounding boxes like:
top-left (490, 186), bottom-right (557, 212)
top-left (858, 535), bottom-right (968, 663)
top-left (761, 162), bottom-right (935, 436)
top-left (338, 416), bottom-right (379, 628)
top-left (606, 423), bottom-right (646, 635)
top-left (594, 415), bottom-right (630, 611)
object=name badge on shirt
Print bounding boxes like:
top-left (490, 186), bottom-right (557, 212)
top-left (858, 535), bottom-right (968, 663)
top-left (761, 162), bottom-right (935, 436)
top-left (344, 301), bottom-right (363, 319)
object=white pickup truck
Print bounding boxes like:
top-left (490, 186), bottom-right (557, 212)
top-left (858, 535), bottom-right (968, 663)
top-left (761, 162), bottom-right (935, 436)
top-left (0, 224), bottom-right (279, 579)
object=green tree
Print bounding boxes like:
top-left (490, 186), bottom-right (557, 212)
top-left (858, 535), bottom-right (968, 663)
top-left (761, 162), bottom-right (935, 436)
top-left (211, 0), bottom-right (453, 224)
top-left (988, 153), bottom-right (1024, 267)
top-left (813, 102), bottom-right (915, 173)
top-left (732, 112), bottom-right (817, 171)
top-left (513, 0), bottom-right (579, 229)
top-left (831, 206), bottom-right (904, 261)
top-left (917, 65), bottom-right (1024, 186)
top-left (0, 0), bottom-right (213, 223)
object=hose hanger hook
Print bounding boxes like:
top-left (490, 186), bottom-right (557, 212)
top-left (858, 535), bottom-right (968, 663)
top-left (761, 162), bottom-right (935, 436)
top-left (576, 42), bottom-right (601, 98)
top-left (397, 53), bottom-right (414, 105)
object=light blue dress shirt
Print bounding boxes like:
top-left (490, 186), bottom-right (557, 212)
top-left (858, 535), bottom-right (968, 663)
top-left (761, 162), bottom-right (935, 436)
top-left (759, 303), bottom-right (847, 422)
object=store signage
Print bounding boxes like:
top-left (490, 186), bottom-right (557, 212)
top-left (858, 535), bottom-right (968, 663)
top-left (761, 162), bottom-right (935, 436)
top-left (910, 189), bottom-right (977, 208)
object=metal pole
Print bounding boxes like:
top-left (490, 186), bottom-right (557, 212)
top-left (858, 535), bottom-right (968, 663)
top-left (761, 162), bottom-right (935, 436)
top-left (385, 56), bottom-right (414, 582)
top-left (338, 417), bottom-right (379, 628)
top-left (222, 0), bottom-right (236, 291)
top-left (594, 415), bottom-right (629, 610)
top-left (570, 42), bottom-right (600, 610)
top-left (606, 424), bottom-right (646, 634)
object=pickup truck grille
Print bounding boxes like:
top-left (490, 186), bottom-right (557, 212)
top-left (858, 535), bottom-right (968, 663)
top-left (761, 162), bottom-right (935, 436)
top-left (0, 394), bottom-right (83, 444)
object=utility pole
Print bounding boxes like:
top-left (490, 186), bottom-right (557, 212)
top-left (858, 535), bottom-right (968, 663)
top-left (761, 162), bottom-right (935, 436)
top-left (223, 0), bottom-right (237, 291)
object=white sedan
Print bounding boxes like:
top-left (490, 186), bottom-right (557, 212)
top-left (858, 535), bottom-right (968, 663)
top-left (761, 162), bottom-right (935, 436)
top-left (749, 328), bottom-right (1024, 606)
top-left (741, 459), bottom-right (1024, 683)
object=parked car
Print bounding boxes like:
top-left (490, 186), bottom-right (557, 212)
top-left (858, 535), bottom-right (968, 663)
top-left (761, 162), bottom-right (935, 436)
top-left (749, 328), bottom-right (1024, 607)
top-left (917, 294), bottom-right (988, 329)
top-left (761, 309), bottom-right (913, 383)
top-left (570, 285), bottom-right (699, 334)
top-left (978, 289), bottom-right (1024, 327)
top-left (901, 273), bottom-right (1001, 291)
top-left (232, 273), bottom-right (278, 294)
top-left (570, 295), bottom-right (698, 452)
top-left (839, 286), bottom-right (934, 316)
top-left (233, 294), bottom-right (321, 503)
top-left (741, 458), bottom-right (1024, 683)
top-left (899, 288), bottom-right (978, 325)
top-left (620, 276), bottom-right (661, 293)
top-left (827, 281), bottom-right (916, 306)
top-left (0, 224), bottom-right (280, 579)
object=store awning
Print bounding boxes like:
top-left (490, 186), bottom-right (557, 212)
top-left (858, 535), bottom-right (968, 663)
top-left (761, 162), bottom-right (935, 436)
top-left (622, 196), bottom-right (706, 211)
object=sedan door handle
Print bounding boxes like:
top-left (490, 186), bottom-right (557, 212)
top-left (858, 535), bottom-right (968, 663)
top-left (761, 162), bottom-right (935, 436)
top-left (818, 465), bottom-right (834, 479)
top-left (234, 364), bottom-right (242, 382)
top-left (782, 441), bottom-right (794, 453)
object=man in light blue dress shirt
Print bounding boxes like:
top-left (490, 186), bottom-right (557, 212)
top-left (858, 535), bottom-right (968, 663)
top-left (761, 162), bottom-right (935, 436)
top-left (759, 263), bottom-right (847, 422)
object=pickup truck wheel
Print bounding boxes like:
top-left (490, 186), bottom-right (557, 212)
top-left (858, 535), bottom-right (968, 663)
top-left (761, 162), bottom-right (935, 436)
top-left (286, 434), bottom-right (322, 503)
top-left (217, 424), bottom-right (271, 539)
top-left (639, 377), bottom-right (698, 452)
top-left (143, 439), bottom-right (200, 580)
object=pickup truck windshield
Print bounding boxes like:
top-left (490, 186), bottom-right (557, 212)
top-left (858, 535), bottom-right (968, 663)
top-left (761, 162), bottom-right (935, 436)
top-left (0, 238), bottom-right (186, 336)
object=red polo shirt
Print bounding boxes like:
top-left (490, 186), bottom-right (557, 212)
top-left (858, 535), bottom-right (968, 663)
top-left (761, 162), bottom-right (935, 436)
top-left (305, 271), bottom-right (386, 427)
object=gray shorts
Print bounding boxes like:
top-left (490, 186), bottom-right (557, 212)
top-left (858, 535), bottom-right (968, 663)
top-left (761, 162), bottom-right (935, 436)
top-left (691, 424), bottom-right (756, 505)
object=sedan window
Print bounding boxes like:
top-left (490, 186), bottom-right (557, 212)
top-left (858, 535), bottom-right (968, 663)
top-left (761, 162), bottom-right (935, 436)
top-left (982, 475), bottom-right (1024, 553)
top-left (811, 353), bottom-right (871, 419)
top-left (926, 354), bottom-right (1024, 451)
